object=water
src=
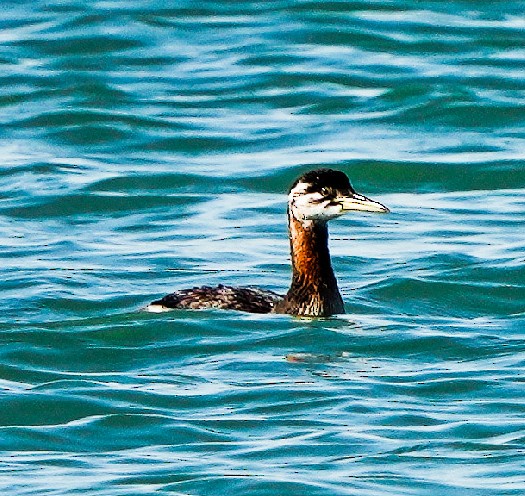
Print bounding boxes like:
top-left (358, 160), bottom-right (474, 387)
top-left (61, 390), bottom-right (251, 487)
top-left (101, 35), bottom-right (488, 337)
top-left (1, 1), bottom-right (525, 494)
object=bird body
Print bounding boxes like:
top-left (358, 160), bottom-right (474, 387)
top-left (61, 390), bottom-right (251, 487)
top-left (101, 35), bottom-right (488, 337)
top-left (147, 169), bottom-right (388, 317)
top-left (147, 284), bottom-right (281, 314)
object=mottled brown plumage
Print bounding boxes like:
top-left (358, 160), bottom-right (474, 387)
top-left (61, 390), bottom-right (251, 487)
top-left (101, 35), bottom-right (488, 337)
top-left (149, 284), bottom-right (281, 314)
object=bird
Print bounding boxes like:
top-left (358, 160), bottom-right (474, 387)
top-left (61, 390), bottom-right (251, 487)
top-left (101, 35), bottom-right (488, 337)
top-left (147, 168), bottom-right (389, 317)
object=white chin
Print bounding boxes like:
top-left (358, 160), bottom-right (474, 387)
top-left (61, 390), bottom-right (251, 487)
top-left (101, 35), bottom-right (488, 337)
top-left (298, 209), bottom-right (343, 222)
top-left (315, 205), bottom-right (343, 219)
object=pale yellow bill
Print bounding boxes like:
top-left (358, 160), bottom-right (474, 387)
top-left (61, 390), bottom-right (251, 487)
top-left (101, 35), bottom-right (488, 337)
top-left (338, 193), bottom-right (389, 213)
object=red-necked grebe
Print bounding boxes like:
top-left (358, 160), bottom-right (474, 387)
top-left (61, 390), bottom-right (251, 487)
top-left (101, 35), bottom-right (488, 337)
top-left (147, 169), bottom-right (389, 317)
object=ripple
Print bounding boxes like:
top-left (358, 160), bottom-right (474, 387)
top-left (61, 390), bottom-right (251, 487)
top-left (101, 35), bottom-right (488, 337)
top-left (2, 0), bottom-right (525, 494)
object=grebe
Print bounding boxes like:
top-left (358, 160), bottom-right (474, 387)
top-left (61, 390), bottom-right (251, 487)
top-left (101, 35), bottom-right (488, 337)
top-left (147, 169), bottom-right (389, 317)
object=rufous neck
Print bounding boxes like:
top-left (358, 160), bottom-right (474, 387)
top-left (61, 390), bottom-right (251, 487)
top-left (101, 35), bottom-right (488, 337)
top-left (288, 211), bottom-right (335, 285)
top-left (283, 208), bottom-right (345, 316)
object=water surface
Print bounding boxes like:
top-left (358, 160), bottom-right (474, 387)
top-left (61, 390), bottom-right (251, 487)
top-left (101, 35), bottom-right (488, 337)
top-left (1, 1), bottom-right (525, 495)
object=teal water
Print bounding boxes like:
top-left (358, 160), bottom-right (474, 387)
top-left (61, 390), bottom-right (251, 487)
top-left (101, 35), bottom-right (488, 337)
top-left (2, 1), bottom-right (525, 494)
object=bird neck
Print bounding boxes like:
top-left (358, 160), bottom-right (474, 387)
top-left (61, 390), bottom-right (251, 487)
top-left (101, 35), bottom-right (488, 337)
top-left (276, 208), bottom-right (344, 317)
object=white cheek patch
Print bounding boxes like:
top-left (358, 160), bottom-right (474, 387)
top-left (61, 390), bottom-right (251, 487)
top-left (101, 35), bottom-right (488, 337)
top-left (289, 182), bottom-right (314, 221)
top-left (290, 190), bottom-right (343, 222)
top-left (290, 181), bottom-right (311, 196)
